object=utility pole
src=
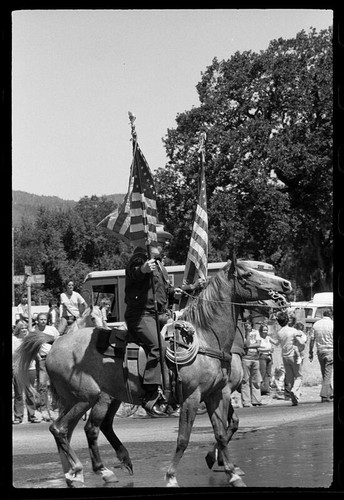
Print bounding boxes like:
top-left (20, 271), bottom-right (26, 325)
top-left (24, 266), bottom-right (32, 330)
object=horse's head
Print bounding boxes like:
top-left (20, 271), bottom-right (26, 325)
top-left (79, 305), bottom-right (108, 329)
top-left (227, 258), bottom-right (292, 307)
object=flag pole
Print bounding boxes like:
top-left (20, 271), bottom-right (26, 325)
top-left (128, 112), bottom-right (167, 395)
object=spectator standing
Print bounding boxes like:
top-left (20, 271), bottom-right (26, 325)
top-left (35, 312), bottom-right (60, 420)
top-left (58, 280), bottom-right (86, 334)
top-left (99, 299), bottom-right (111, 323)
top-left (258, 323), bottom-right (277, 396)
top-left (16, 295), bottom-right (31, 324)
top-left (275, 311), bottom-right (307, 406)
top-left (48, 299), bottom-right (60, 328)
top-left (309, 309), bottom-right (333, 403)
top-left (12, 321), bottom-right (41, 424)
top-left (241, 322), bottom-right (264, 407)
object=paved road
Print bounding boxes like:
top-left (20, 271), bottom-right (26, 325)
top-left (12, 397), bottom-right (333, 489)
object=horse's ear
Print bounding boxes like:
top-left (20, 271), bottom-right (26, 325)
top-left (229, 253), bottom-right (237, 276)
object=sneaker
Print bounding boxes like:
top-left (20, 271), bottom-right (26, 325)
top-left (29, 416), bottom-right (41, 423)
top-left (12, 418), bottom-right (22, 425)
top-left (243, 403), bottom-right (252, 407)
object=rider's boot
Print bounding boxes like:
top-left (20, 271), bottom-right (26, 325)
top-left (142, 385), bottom-right (168, 417)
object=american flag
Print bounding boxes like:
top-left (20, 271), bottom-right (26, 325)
top-left (180, 133), bottom-right (208, 308)
top-left (98, 141), bottom-right (157, 245)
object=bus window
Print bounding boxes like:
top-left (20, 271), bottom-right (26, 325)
top-left (92, 284), bottom-right (119, 323)
top-left (304, 308), bottom-right (314, 319)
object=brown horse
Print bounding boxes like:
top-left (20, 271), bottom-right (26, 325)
top-left (14, 258), bottom-right (292, 488)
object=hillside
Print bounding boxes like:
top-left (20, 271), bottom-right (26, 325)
top-left (12, 191), bottom-right (124, 227)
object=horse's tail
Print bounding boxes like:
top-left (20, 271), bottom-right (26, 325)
top-left (13, 331), bottom-right (50, 392)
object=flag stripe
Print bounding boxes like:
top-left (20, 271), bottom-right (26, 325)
top-left (182, 158), bottom-right (208, 306)
top-left (97, 140), bottom-right (157, 245)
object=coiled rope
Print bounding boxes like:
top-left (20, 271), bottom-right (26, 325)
top-left (165, 330), bottom-right (200, 365)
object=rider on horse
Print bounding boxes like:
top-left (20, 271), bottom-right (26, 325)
top-left (124, 244), bottom-right (180, 416)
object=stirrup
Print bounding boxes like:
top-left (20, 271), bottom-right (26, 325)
top-left (143, 387), bottom-right (166, 412)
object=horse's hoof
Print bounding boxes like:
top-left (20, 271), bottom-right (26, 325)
top-left (165, 474), bottom-right (179, 487)
top-left (125, 464), bottom-right (134, 476)
top-left (205, 452), bottom-right (216, 469)
top-left (234, 465), bottom-right (245, 476)
top-left (99, 468), bottom-right (119, 483)
top-left (229, 475), bottom-right (246, 487)
top-left (66, 479), bottom-right (85, 488)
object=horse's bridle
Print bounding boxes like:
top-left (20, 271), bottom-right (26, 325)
top-left (231, 267), bottom-right (290, 309)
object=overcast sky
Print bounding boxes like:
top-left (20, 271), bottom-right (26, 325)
top-left (11, 9), bottom-right (333, 201)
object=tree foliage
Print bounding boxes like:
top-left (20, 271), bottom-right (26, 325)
top-left (13, 196), bottom-right (129, 304)
top-left (156, 27), bottom-right (332, 299)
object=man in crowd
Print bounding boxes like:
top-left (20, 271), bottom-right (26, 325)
top-left (35, 312), bottom-right (60, 421)
top-left (275, 311), bottom-right (307, 406)
top-left (309, 309), bottom-right (333, 403)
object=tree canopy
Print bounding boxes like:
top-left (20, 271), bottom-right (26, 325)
top-left (155, 27), bottom-right (333, 298)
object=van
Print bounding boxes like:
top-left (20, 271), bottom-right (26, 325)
top-left (289, 292), bottom-right (333, 332)
top-left (81, 260), bottom-right (275, 328)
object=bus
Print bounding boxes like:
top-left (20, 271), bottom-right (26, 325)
top-left (81, 260), bottom-right (275, 328)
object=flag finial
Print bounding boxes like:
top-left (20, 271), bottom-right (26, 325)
top-left (128, 111), bottom-right (137, 140)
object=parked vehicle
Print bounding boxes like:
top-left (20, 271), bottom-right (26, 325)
top-left (289, 292), bottom-right (333, 332)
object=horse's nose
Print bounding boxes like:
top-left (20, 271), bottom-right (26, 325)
top-left (282, 280), bottom-right (292, 292)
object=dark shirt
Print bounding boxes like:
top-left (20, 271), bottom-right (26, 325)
top-left (125, 252), bottom-right (175, 319)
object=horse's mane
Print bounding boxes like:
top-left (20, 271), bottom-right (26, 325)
top-left (181, 263), bottom-right (234, 330)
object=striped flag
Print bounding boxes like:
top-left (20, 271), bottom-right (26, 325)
top-left (180, 133), bottom-right (208, 308)
top-left (98, 140), bottom-right (157, 245)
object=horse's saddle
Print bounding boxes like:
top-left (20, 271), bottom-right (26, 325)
top-left (95, 320), bottom-right (196, 358)
top-left (94, 320), bottom-right (196, 382)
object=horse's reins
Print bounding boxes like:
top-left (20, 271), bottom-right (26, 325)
top-left (181, 289), bottom-right (289, 309)
top-left (166, 270), bottom-right (289, 367)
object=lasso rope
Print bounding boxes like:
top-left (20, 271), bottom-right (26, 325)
top-left (165, 327), bottom-right (200, 365)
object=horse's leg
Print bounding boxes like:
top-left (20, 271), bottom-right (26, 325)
top-left (165, 391), bottom-right (201, 487)
top-left (49, 401), bottom-right (91, 488)
top-left (205, 404), bottom-right (240, 469)
top-left (206, 353), bottom-right (244, 470)
top-left (100, 398), bottom-right (133, 475)
top-left (84, 394), bottom-right (133, 485)
top-left (206, 388), bottom-right (246, 487)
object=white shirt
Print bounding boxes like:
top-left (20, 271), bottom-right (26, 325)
top-left (59, 291), bottom-right (86, 319)
top-left (311, 317), bottom-right (333, 352)
top-left (276, 325), bottom-right (307, 358)
top-left (243, 329), bottom-right (261, 359)
top-left (36, 325), bottom-right (60, 357)
top-left (258, 335), bottom-right (274, 354)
